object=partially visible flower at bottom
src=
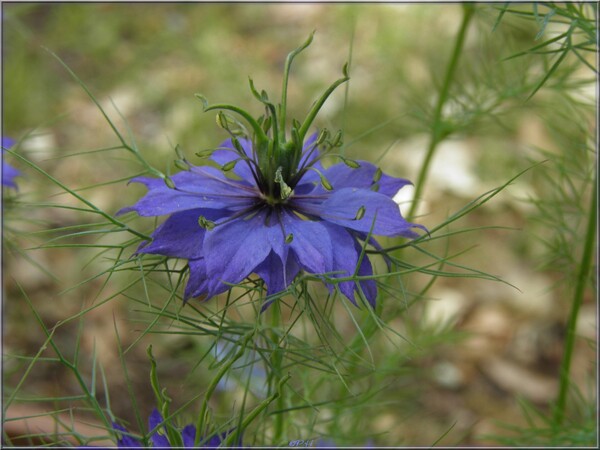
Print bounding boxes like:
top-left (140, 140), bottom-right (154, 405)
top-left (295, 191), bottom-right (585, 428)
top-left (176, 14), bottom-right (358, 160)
top-left (113, 409), bottom-right (242, 448)
top-left (2, 137), bottom-right (21, 189)
top-left (315, 438), bottom-right (374, 447)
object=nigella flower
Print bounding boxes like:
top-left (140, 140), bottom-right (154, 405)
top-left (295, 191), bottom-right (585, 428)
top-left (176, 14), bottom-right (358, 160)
top-left (119, 34), bottom-right (425, 309)
top-left (113, 408), bottom-right (241, 448)
top-left (2, 137), bottom-right (21, 189)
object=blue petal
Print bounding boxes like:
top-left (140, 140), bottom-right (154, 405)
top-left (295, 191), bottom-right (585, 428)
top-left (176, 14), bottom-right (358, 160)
top-left (2, 138), bottom-right (21, 189)
top-left (254, 251), bottom-right (300, 297)
top-left (319, 224), bottom-right (377, 306)
top-left (206, 428), bottom-right (242, 447)
top-left (205, 434), bottom-right (224, 447)
top-left (328, 161), bottom-right (412, 197)
top-left (112, 423), bottom-right (143, 448)
top-left (354, 231), bottom-right (392, 270)
top-left (292, 132), bottom-right (325, 189)
top-left (137, 209), bottom-right (224, 260)
top-left (147, 408), bottom-right (164, 431)
top-left (150, 432), bottom-right (170, 448)
top-left (148, 409), bottom-right (170, 448)
top-left (353, 240), bottom-right (378, 306)
top-left (298, 160), bottom-right (412, 197)
top-left (202, 209), bottom-right (280, 297)
top-left (2, 137), bottom-right (15, 148)
top-left (322, 224), bottom-right (361, 304)
top-left (2, 161), bottom-right (21, 189)
top-left (281, 210), bottom-right (333, 275)
top-left (298, 131), bottom-right (319, 168)
top-left (209, 138), bottom-right (256, 182)
top-left (294, 187), bottom-right (424, 237)
top-left (181, 424), bottom-right (196, 447)
top-left (184, 258), bottom-right (212, 300)
top-left (118, 167), bottom-right (258, 217)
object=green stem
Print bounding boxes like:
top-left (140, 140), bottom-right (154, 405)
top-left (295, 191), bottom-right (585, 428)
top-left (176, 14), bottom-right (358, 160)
top-left (280, 32), bottom-right (315, 140)
top-left (407, 4), bottom-right (475, 221)
top-left (269, 302), bottom-right (286, 444)
top-left (18, 287), bottom-right (111, 432)
top-left (8, 151), bottom-right (151, 241)
top-left (297, 69), bottom-right (349, 143)
top-left (194, 333), bottom-right (252, 446)
top-left (553, 169), bottom-right (597, 424)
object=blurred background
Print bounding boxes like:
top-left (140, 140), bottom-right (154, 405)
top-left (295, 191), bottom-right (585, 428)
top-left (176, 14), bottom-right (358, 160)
top-left (2, 2), bottom-right (597, 447)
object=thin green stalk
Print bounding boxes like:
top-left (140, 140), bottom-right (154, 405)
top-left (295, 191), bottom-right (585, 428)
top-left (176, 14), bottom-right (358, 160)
top-left (7, 150), bottom-right (150, 241)
top-left (279, 32), bottom-right (315, 140)
top-left (16, 283), bottom-right (111, 431)
top-left (553, 170), bottom-right (597, 425)
top-left (269, 301), bottom-right (286, 444)
top-left (194, 333), bottom-right (252, 447)
top-left (222, 374), bottom-right (291, 447)
top-left (407, 4), bottom-right (475, 221)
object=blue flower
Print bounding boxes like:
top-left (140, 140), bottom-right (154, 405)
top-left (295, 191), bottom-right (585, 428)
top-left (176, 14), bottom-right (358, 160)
top-left (2, 137), bottom-right (21, 189)
top-left (120, 135), bottom-right (424, 308)
top-left (119, 36), bottom-right (426, 309)
top-left (113, 408), bottom-right (241, 448)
